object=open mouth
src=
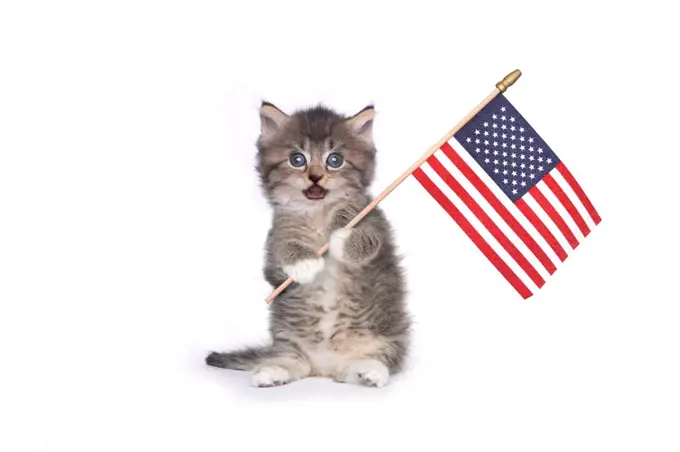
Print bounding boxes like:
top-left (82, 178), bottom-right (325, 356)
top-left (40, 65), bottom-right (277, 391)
top-left (303, 184), bottom-right (327, 200)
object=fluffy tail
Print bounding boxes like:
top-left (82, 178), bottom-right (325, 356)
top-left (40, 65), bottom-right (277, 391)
top-left (205, 345), bottom-right (273, 371)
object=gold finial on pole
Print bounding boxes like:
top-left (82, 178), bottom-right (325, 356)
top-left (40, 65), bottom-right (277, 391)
top-left (496, 69), bottom-right (522, 93)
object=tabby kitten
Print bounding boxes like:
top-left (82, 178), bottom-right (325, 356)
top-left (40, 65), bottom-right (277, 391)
top-left (206, 101), bottom-right (411, 388)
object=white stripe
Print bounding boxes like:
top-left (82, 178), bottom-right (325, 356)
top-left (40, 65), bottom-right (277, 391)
top-left (446, 137), bottom-right (563, 266)
top-left (419, 160), bottom-right (540, 295)
top-left (523, 191), bottom-right (573, 254)
top-left (551, 170), bottom-right (597, 231)
top-left (536, 178), bottom-right (585, 242)
top-left (431, 149), bottom-right (552, 281)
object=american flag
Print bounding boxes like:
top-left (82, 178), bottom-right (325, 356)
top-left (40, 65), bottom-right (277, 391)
top-left (412, 94), bottom-right (601, 299)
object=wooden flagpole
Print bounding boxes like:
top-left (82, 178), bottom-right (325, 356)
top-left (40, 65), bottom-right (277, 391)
top-left (264, 69), bottom-right (523, 303)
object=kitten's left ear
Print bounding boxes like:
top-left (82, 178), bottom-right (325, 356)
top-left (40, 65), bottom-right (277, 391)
top-left (345, 105), bottom-right (375, 142)
top-left (259, 101), bottom-right (289, 140)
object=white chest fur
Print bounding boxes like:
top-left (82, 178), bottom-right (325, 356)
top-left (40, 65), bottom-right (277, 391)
top-left (304, 260), bottom-right (345, 375)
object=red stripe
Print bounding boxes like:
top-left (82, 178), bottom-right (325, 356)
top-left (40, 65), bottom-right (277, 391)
top-left (556, 163), bottom-right (601, 225)
top-left (543, 173), bottom-right (591, 237)
top-left (516, 199), bottom-right (568, 262)
top-left (440, 142), bottom-right (556, 275)
top-left (529, 186), bottom-right (579, 249)
top-left (427, 156), bottom-right (545, 289)
top-left (412, 168), bottom-right (533, 299)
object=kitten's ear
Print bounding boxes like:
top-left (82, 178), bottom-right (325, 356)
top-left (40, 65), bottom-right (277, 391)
top-left (259, 101), bottom-right (289, 139)
top-left (345, 105), bottom-right (375, 141)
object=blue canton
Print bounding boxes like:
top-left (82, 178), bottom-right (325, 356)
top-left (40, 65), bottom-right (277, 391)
top-left (453, 94), bottom-right (560, 203)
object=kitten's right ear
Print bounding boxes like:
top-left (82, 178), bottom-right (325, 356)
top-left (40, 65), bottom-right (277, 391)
top-left (259, 101), bottom-right (289, 139)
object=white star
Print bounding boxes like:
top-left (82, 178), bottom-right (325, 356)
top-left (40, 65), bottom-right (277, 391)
top-left (475, 129), bottom-right (480, 135)
top-left (512, 180), bottom-right (518, 186)
top-left (538, 166), bottom-right (544, 171)
top-left (502, 142), bottom-right (507, 148)
top-left (493, 141), bottom-right (499, 147)
top-left (538, 157), bottom-right (544, 162)
top-left (520, 163), bottom-right (526, 169)
top-left (500, 106), bottom-right (506, 112)
top-left (529, 146), bottom-right (534, 152)
top-left (521, 181), bottom-right (526, 187)
top-left (503, 178), bottom-right (508, 184)
top-left (520, 154), bottom-right (526, 160)
top-left (547, 158), bottom-right (553, 164)
top-left (503, 160), bottom-right (508, 166)
top-left (529, 155), bottom-right (535, 161)
top-left (511, 144), bottom-right (517, 149)
top-left (484, 140), bottom-right (490, 145)
top-left (484, 131), bottom-right (489, 136)
top-left (528, 138), bottom-right (534, 143)
top-left (511, 162), bottom-right (517, 167)
top-left (493, 168), bottom-right (499, 174)
top-left (519, 127), bottom-right (525, 132)
top-left (475, 147), bottom-right (481, 153)
top-left (493, 159), bottom-right (499, 165)
top-left (538, 148), bottom-right (543, 154)
top-left (510, 125), bottom-right (516, 131)
top-left (475, 138), bottom-right (481, 144)
top-left (502, 133), bottom-right (508, 139)
top-left (511, 135), bottom-right (516, 141)
top-left (501, 115), bottom-right (507, 121)
top-left (521, 172), bottom-right (526, 178)
top-left (493, 150), bottom-right (499, 156)
top-left (520, 136), bottom-right (525, 142)
top-left (492, 114), bottom-right (497, 119)
top-left (466, 137), bottom-right (472, 143)
top-left (483, 122), bottom-right (489, 127)
top-left (510, 117), bottom-right (515, 122)
top-left (520, 145), bottom-right (526, 151)
top-left (512, 188), bottom-right (518, 195)
top-left (492, 123), bottom-right (498, 129)
top-left (512, 171), bottom-right (517, 176)
top-left (484, 149), bottom-right (490, 154)
top-left (501, 124), bottom-right (507, 130)
top-left (511, 153), bottom-right (517, 158)
top-left (529, 164), bottom-right (535, 170)
top-left (502, 151), bottom-right (508, 157)
top-left (493, 132), bottom-right (498, 138)
top-left (485, 157), bottom-right (490, 163)
top-left (503, 169), bottom-right (508, 175)
top-left (530, 174), bottom-right (536, 179)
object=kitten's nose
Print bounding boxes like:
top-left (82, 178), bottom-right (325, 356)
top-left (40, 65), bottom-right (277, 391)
top-left (309, 173), bottom-right (323, 184)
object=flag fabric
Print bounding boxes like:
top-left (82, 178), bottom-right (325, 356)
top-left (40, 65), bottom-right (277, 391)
top-left (412, 93), bottom-right (601, 299)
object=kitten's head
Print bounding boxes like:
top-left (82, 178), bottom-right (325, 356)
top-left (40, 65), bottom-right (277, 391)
top-left (255, 101), bottom-right (377, 209)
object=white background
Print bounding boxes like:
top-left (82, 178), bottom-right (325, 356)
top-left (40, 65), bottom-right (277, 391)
top-left (1, 1), bottom-right (678, 451)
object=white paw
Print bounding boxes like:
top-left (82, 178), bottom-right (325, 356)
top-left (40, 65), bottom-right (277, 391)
top-left (345, 359), bottom-right (390, 388)
top-left (252, 365), bottom-right (291, 387)
top-left (283, 257), bottom-right (325, 284)
top-left (329, 228), bottom-right (352, 261)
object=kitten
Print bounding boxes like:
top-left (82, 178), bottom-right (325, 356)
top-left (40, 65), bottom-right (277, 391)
top-left (206, 101), bottom-right (411, 388)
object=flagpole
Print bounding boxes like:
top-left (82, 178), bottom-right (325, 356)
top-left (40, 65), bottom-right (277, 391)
top-left (264, 69), bottom-right (523, 303)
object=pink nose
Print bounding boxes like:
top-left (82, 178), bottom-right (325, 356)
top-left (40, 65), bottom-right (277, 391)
top-left (309, 174), bottom-right (323, 183)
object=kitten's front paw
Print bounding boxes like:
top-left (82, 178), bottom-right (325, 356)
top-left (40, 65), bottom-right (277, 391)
top-left (283, 257), bottom-right (325, 284)
top-left (252, 365), bottom-right (291, 387)
top-left (343, 359), bottom-right (390, 388)
top-left (329, 228), bottom-right (352, 261)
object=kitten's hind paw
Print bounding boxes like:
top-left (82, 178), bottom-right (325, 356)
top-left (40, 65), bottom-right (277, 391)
top-left (252, 365), bottom-right (291, 388)
top-left (283, 257), bottom-right (325, 284)
top-left (343, 359), bottom-right (390, 388)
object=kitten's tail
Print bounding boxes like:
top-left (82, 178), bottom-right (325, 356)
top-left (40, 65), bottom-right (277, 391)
top-left (205, 345), bottom-right (273, 371)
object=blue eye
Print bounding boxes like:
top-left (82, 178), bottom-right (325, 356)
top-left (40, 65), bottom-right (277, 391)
top-left (326, 152), bottom-right (344, 169)
top-left (289, 152), bottom-right (306, 168)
